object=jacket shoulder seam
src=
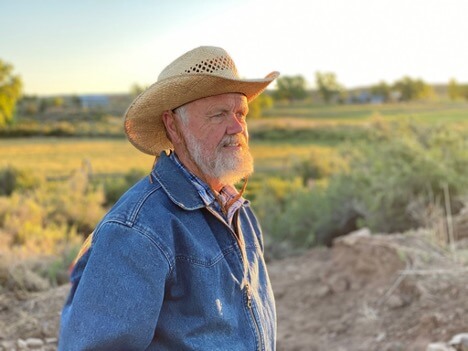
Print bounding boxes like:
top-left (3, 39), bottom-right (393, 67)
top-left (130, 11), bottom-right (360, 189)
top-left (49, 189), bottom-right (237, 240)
top-left (127, 183), bottom-right (163, 225)
top-left (99, 219), bottom-right (175, 278)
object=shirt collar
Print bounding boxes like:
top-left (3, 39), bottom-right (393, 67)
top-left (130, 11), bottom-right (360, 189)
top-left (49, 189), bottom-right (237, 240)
top-left (169, 152), bottom-right (245, 223)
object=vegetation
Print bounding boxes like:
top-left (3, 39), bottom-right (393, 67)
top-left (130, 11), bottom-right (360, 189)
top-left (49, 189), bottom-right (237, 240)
top-left (248, 93), bottom-right (274, 119)
top-left (254, 119), bottom-right (468, 250)
top-left (369, 81), bottom-right (391, 102)
top-left (1, 96), bottom-right (468, 288)
top-left (448, 78), bottom-right (468, 101)
top-left (0, 59), bottom-right (22, 127)
top-left (393, 76), bottom-right (434, 101)
top-left (315, 72), bottom-right (345, 103)
top-left (272, 75), bottom-right (308, 102)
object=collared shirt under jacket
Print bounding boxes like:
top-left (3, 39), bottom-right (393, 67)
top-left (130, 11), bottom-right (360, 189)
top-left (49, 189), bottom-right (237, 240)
top-left (58, 152), bottom-right (277, 350)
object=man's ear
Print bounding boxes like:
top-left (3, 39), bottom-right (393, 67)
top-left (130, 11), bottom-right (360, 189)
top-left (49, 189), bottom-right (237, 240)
top-left (162, 110), bottom-right (181, 144)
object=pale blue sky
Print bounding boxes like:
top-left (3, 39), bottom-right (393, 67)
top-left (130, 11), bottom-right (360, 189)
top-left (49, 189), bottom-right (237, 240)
top-left (1, 0), bottom-right (467, 95)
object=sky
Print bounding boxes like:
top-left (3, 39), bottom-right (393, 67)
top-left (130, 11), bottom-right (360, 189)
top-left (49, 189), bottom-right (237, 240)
top-left (1, 0), bottom-right (468, 96)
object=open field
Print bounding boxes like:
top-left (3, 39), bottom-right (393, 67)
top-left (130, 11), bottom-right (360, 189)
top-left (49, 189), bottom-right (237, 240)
top-left (0, 138), bottom-right (154, 178)
top-left (1, 100), bottom-right (467, 179)
top-left (0, 137), bottom-right (335, 180)
top-left (265, 100), bottom-right (468, 123)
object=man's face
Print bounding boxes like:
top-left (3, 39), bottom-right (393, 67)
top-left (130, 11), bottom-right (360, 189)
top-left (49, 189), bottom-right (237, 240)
top-left (175, 93), bottom-right (253, 187)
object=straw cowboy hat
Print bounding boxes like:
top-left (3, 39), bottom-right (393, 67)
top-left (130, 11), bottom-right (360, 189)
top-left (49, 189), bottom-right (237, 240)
top-left (124, 46), bottom-right (279, 155)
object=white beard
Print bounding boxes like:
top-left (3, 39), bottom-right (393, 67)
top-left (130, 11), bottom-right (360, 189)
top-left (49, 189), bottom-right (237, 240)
top-left (182, 131), bottom-right (254, 186)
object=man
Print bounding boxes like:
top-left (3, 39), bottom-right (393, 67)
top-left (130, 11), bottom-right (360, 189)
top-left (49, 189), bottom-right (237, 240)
top-left (59, 46), bottom-right (279, 350)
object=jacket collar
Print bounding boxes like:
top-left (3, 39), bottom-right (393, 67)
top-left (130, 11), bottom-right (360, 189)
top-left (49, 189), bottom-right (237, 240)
top-left (152, 152), bottom-right (206, 211)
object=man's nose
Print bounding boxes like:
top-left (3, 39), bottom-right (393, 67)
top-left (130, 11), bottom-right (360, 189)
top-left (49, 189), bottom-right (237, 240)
top-left (226, 113), bottom-right (244, 135)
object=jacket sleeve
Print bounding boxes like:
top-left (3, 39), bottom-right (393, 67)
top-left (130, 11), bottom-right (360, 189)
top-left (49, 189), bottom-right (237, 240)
top-left (59, 221), bottom-right (171, 350)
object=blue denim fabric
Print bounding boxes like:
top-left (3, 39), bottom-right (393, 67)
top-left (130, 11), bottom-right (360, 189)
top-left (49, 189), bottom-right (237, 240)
top-left (59, 152), bottom-right (276, 350)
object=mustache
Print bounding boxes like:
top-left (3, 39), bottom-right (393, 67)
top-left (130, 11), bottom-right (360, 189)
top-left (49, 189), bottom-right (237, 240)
top-left (219, 134), bottom-right (248, 148)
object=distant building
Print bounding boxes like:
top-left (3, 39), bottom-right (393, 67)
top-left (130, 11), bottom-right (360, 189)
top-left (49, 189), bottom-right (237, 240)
top-left (80, 95), bottom-right (109, 109)
top-left (347, 90), bottom-right (385, 104)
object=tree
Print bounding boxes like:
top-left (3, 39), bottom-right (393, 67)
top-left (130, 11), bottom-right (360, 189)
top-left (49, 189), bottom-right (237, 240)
top-left (248, 93), bottom-right (273, 119)
top-left (447, 78), bottom-right (468, 101)
top-left (315, 72), bottom-right (343, 103)
top-left (272, 75), bottom-right (308, 102)
top-left (0, 59), bottom-right (22, 127)
top-left (130, 83), bottom-right (147, 98)
top-left (392, 76), bottom-right (433, 101)
top-left (370, 81), bottom-right (391, 102)
top-left (53, 96), bottom-right (64, 108)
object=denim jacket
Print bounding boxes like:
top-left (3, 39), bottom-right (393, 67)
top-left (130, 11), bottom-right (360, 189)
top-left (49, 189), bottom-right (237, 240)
top-left (59, 152), bottom-right (276, 350)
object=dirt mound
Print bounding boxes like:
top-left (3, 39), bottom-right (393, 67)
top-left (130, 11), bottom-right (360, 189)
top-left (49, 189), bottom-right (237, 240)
top-left (271, 228), bottom-right (468, 351)
top-left (1, 229), bottom-right (467, 350)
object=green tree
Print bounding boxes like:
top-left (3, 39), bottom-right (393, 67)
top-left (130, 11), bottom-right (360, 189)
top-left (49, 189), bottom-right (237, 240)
top-left (461, 85), bottom-right (468, 100)
top-left (448, 78), bottom-right (459, 101)
top-left (53, 96), bottom-right (64, 107)
top-left (393, 76), bottom-right (434, 101)
top-left (315, 72), bottom-right (343, 103)
top-left (248, 93), bottom-right (273, 119)
top-left (272, 75), bottom-right (308, 102)
top-left (370, 81), bottom-right (391, 102)
top-left (130, 83), bottom-right (147, 98)
top-left (0, 59), bottom-right (22, 126)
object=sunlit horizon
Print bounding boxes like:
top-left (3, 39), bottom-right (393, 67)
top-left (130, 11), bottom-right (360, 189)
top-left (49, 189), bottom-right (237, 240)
top-left (2, 0), bottom-right (468, 96)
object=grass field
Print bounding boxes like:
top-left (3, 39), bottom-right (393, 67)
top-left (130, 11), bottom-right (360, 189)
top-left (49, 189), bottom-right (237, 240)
top-left (0, 138), bottom-right (154, 178)
top-left (0, 137), bottom-right (335, 180)
top-left (1, 100), bottom-right (467, 179)
top-left (265, 100), bottom-right (468, 123)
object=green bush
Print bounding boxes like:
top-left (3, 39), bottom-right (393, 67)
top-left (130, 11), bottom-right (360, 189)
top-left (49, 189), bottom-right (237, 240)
top-left (0, 166), bottom-right (42, 196)
top-left (347, 123), bottom-right (468, 233)
top-left (254, 121), bottom-right (468, 249)
top-left (103, 168), bottom-right (146, 206)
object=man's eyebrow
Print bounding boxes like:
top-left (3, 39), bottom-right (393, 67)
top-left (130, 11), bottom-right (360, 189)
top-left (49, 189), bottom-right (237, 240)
top-left (207, 103), bottom-right (248, 115)
top-left (207, 107), bottom-right (228, 115)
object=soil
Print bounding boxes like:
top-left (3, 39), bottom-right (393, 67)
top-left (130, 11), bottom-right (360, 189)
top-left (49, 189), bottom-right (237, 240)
top-left (1, 228), bottom-right (467, 351)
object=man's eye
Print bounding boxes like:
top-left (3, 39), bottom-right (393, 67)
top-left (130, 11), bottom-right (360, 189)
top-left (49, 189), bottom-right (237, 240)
top-left (209, 113), bottom-right (224, 122)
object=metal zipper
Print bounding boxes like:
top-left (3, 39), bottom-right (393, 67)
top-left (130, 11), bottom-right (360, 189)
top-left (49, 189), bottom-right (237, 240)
top-left (206, 207), bottom-right (263, 350)
top-left (245, 283), bottom-right (263, 351)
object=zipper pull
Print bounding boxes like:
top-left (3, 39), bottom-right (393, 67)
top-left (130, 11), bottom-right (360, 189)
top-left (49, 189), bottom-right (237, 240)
top-left (245, 284), bottom-right (252, 308)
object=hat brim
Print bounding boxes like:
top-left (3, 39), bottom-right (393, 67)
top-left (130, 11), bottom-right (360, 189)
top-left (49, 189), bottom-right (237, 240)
top-left (124, 72), bottom-right (279, 156)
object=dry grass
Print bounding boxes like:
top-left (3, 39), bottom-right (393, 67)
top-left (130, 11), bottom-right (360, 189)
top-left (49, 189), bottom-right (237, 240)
top-left (0, 137), bottom-right (336, 179)
top-left (0, 138), bottom-right (154, 178)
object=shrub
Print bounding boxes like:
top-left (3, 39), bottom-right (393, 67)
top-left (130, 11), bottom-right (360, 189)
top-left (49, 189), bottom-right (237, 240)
top-left (0, 166), bottom-right (42, 196)
top-left (254, 121), bottom-right (468, 249)
top-left (292, 147), bottom-right (348, 185)
top-left (103, 168), bottom-right (146, 206)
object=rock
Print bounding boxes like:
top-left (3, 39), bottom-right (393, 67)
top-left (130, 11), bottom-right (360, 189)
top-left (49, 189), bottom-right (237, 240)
top-left (426, 343), bottom-right (456, 351)
top-left (17, 338), bottom-right (28, 349)
top-left (386, 294), bottom-right (407, 309)
top-left (0, 340), bottom-right (15, 349)
top-left (327, 275), bottom-right (349, 293)
top-left (45, 337), bottom-right (58, 344)
top-left (26, 337), bottom-right (44, 348)
top-left (315, 285), bottom-right (331, 298)
top-left (376, 332), bottom-right (386, 342)
top-left (334, 228), bottom-right (371, 246)
top-left (449, 333), bottom-right (468, 351)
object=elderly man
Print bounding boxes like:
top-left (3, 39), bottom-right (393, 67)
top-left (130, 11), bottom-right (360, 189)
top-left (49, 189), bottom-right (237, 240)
top-left (59, 46), bottom-right (279, 350)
